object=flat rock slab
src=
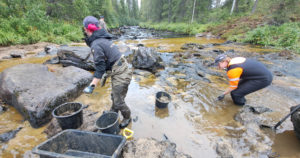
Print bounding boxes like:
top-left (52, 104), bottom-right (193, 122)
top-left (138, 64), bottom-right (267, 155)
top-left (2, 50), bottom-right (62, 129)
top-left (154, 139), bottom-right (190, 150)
top-left (0, 64), bottom-right (93, 128)
top-left (123, 138), bottom-right (192, 158)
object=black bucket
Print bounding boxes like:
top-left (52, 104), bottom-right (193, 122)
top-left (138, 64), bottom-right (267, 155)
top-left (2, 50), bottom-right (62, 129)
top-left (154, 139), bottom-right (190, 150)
top-left (52, 102), bottom-right (84, 130)
top-left (155, 91), bottom-right (171, 109)
top-left (96, 112), bottom-right (120, 135)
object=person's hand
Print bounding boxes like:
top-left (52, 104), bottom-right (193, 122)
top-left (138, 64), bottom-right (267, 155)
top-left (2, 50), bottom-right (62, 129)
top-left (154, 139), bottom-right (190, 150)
top-left (83, 84), bottom-right (95, 94)
top-left (217, 94), bottom-right (225, 101)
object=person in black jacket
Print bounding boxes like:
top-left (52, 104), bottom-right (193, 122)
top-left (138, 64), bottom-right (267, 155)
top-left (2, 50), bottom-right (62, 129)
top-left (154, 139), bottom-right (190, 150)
top-left (215, 54), bottom-right (273, 105)
top-left (82, 16), bottom-right (132, 128)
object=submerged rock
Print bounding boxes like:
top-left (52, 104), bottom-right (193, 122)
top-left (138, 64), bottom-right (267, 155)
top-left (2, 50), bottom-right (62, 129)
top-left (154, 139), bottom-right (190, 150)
top-left (181, 43), bottom-right (204, 50)
top-left (0, 64), bottom-right (93, 128)
top-left (0, 127), bottom-right (23, 142)
top-left (123, 138), bottom-right (192, 158)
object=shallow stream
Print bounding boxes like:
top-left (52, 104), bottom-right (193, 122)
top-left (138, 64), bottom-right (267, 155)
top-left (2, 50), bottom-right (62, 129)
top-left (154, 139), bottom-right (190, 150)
top-left (1, 27), bottom-right (300, 157)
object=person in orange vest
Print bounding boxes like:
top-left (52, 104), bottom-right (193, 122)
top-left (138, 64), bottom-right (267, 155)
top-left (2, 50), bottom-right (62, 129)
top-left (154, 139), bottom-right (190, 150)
top-left (215, 54), bottom-right (273, 105)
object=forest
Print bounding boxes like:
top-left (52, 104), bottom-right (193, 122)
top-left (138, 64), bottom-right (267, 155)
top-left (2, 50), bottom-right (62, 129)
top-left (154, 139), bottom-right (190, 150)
top-left (0, 0), bottom-right (299, 52)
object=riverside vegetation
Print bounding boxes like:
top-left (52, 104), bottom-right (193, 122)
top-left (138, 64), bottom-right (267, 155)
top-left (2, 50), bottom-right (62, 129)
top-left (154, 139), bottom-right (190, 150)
top-left (0, 0), bottom-right (299, 53)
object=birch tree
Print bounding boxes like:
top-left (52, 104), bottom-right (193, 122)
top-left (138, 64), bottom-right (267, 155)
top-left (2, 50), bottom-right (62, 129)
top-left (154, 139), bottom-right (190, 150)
top-left (230, 0), bottom-right (237, 15)
top-left (191, 0), bottom-right (196, 23)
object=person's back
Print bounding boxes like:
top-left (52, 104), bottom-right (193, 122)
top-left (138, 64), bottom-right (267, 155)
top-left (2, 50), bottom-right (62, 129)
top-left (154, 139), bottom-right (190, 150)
top-left (228, 57), bottom-right (272, 81)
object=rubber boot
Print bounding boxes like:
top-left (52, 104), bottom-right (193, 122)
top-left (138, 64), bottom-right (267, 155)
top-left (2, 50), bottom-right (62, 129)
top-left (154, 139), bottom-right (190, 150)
top-left (120, 117), bottom-right (131, 129)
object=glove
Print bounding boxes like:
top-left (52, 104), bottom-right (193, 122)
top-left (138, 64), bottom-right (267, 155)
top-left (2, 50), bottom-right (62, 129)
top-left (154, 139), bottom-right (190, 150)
top-left (83, 84), bottom-right (95, 94)
top-left (217, 94), bottom-right (225, 101)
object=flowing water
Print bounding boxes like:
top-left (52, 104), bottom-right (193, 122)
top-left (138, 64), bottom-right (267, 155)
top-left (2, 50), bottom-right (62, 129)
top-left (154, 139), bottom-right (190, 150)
top-left (1, 29), bottom-right (300, 157)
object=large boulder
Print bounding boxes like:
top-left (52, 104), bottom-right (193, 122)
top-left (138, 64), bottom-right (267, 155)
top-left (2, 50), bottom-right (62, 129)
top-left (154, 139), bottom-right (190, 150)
top-left (57, 46), bottom-right (95, 71)
top-left (132, 47), bottom-right (164, 73)
top-left (0, 64), bottom-right (93, 128)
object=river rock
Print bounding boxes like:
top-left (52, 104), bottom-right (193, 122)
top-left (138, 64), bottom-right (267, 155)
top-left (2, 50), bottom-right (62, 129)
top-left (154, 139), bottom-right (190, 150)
top-left (10, 50), bottom-right (25, 58)
top-left (181, 43), bottom-right (204, 50)
top-left (57, 46), bottom-right (95, 71)
top-left (215, 139), bottom-right (236, 158)
top-left (0, 64), bottom-right (93, 128)
top-left (0, 127), bottom-right (23, 142)
top-left (133, 69), bottom-right (153, 77)
top-left (122, 138), bottom-right (192, 158)
top-left (132, 47), bottom-right (164, 73)
top-left (45, 45), bottom-right (58, 55)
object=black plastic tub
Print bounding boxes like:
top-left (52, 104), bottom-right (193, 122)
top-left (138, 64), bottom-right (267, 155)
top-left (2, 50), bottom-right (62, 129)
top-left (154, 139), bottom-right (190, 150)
top-left (155, 91), bottom-right (171, 109)
top-left (52, 102), bottom-right (84, 130)
top-left (96, 112), bottom-right (120, 135)
top-left (32, 129), bottom-right (126, 158)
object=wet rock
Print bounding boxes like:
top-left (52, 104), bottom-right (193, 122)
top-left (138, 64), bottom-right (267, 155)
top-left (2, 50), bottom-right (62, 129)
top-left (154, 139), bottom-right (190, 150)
top-left (291, 105), bottom-right (300, 140)
top-left (44, 109), bottom-right (99, 138)
top-left (233, 105), bottom-right (273, 157)
top-left (212, 49), bottom-right (225, 54)
top-left (2, 56), bottom-right (11, 59)
top-left (0, 127), bottom-right (23, 142)
top-left (195, 33), bottom-right (205, 37)
top-left (57, 46), bottom-right (95, 71)
top-left (137, 43), bottom-right (144, 47)
top-left (122, 138), bottom-right (192, 158)
top-left (0, 104), bottom-right (7, 114)
top-left (234, 105), bottom-right (272, 124)
top-left (279, 50), bottom-right (293, 60)
top-left (44, 56), bottom-right (60, 64)
top-left (196, 69), bottom-right (206, 77)
top-left (133, 69), bottom-right (153, 77)
top-left (132, 47), bottom-right (164, 73)
top-left (215, 139), bottom-right (235, 158)
top-left (45, 45), bottom-right (58, 55)
top-left (273, 70), bottom-right (285, 77)
top-left (10, 50), bottom-right (25, 58)
top-left (0, 64), bottom-right (93, 128)
top-left (181, 43), bottom-right (204, 50)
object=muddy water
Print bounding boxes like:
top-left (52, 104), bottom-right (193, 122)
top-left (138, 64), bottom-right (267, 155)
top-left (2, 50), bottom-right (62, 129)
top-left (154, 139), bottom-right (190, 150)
top-left (0, 36), bottom-right (300, 157)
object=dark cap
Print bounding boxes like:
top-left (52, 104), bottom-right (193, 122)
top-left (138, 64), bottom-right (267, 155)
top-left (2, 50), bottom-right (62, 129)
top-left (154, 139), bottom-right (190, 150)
top-left (83, 16), bottom-right (99, 28)
top-left (99, 15), bottom-right (104, 19)
top-left (214, 54), bottom-right (227, 64)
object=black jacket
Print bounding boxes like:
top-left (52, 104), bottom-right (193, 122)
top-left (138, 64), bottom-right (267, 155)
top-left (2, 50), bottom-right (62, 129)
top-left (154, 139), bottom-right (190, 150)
top-left (86, 29), bottom-right (121, 79)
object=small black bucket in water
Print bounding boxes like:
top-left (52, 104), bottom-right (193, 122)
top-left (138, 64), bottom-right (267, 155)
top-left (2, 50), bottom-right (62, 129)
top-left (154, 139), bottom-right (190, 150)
top-left (52, 102), bottom-right (84, 130)
top-left (96, 112), bottom-right (120, 135)
top-left (155, 91), bottom-right (171, 109)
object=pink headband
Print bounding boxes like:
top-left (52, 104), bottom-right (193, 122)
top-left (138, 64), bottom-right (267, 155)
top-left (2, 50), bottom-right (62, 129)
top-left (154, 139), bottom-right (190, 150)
top-left (87, 24), bottom-right (100, 32)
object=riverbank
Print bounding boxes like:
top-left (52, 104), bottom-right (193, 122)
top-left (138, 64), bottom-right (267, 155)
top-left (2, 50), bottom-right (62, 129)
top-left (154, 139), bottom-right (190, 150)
top-left (140, 16), bottom-right (300, 54)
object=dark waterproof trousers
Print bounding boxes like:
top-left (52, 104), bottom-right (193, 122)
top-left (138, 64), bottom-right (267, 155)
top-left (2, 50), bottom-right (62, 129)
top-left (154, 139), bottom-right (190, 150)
top-left (230, 78), bottom-right (272, 106)
top-left (110, 56), bottom-right (132, 119)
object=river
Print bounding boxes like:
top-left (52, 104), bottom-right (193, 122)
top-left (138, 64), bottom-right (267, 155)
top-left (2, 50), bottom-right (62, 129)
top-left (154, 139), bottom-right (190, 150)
top-left (1, 27), bottom-right (300, 157)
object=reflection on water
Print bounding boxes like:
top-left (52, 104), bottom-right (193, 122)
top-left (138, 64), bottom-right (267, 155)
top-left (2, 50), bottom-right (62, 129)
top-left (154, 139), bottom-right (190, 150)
top-left (155, 107), bottom-right (169, 119)
top-left (273, 131), bottom-right (300, 158)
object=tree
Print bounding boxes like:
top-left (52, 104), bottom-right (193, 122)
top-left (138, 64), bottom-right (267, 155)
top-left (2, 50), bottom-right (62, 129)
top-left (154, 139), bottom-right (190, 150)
top-left (230, 0), bottom-right (237, 15)
top-left (251, 0), bottom-right (259, 14)
top-left (191, 0), bottom-right (196, 23)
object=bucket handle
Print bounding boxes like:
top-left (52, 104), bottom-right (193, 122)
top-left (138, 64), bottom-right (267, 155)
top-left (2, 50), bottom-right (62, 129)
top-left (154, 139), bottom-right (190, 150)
top-left (122, 128), bottom-right (134, 139)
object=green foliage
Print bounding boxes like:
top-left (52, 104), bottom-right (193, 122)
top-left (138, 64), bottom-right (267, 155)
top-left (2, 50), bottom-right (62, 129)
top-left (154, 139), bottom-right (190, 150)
top-left (243, 22), bottom-right (300, 52)
top-left (0, 0), bottom-right (138, 46)
top-left (140, 22), bottom-right (210, 35)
